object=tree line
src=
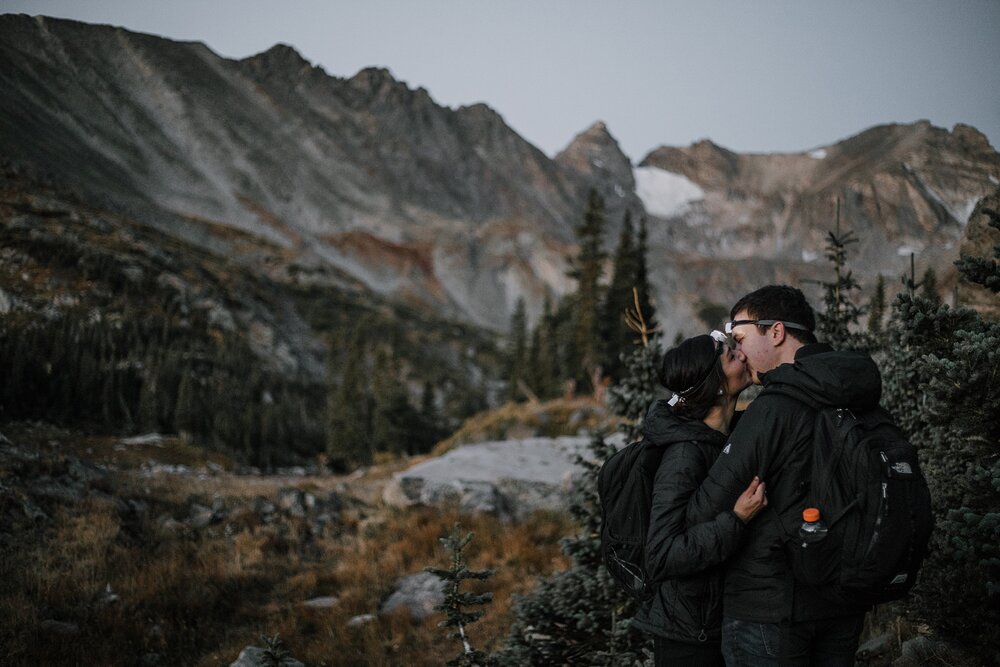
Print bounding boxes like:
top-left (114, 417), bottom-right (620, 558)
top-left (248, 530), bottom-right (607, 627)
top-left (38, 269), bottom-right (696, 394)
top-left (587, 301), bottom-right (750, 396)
top-left (503, 190), bottom-right (657, 404)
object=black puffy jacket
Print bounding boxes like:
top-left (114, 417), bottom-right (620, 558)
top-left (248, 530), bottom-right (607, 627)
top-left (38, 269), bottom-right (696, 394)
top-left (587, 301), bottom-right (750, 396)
top-left (686, 344), bottom-right (881, 623)
top-left (630, 399), bottom-right (747, 643)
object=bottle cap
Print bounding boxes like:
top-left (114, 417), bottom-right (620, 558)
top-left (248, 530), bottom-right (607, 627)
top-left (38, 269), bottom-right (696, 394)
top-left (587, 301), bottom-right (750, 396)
top-left (802, 508), bottom-right (821, 523)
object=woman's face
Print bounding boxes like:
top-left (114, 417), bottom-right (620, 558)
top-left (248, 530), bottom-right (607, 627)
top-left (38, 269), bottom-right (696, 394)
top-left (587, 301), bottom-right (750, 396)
top-left (719, 344), bottom-right (751, 398)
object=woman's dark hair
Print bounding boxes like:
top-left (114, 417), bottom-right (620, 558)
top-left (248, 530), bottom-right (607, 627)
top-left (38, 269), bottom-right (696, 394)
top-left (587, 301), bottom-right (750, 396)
top-left (659, 334), bottom-right (724, 421)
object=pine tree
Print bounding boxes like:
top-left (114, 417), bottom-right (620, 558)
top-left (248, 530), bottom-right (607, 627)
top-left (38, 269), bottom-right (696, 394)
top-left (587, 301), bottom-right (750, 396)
top-left (867, 274), bottom-right (887, 337)
top-left (634, 216), bottom-right (656, 330)
top-left (174, 365), bottom-right (196, 440)
top-left (413, 381), bottom-right (446, 453)
top-left (919, 266), bottom-right (941, 305)
top-left (815, 201), bottom-right (864, 350)
top-left (875, 194), bottom-right (1000, 661)
top-left (371, 346), bottom-right (416, 456)
top-left (504, 298), bottom-right (528, 402)
top-left (567, 189), bottom-right (608, 389)
top-left (600, 211), bottom-right (638, 380)
top-left (426, 524), bottom-right (496, 667)
top-left (532, 295), bottom-right (560, 400)
top-left (608, 291), bottom-right (663, 442)
top-left (326, 328), bottom-right (372, 469)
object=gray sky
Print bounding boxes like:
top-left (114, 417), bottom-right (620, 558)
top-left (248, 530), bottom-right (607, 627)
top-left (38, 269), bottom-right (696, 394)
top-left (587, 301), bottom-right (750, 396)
top-left (4, 0), bottom-right (999, 160)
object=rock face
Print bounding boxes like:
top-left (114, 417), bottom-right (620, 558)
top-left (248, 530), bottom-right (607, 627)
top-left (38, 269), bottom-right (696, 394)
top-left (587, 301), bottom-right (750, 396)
top-left (638, 123), bottom-right (1000, 332)
top-left (382, 435), bottom-right (622, 520)
top-left (2, 15), bottom-right (999, 336)
top-left (956, 186), bottom-right (1000, 317)
top-left (0, 15), bottom-right (593, 330)
top-left (555, 121), bottom-right (643, 232)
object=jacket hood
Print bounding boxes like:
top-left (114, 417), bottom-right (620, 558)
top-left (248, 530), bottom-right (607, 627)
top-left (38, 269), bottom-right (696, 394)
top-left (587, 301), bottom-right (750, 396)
top-left (760, 347), bottom-right (882, 410)
top-left (642, 398), bottom-right (727, 447)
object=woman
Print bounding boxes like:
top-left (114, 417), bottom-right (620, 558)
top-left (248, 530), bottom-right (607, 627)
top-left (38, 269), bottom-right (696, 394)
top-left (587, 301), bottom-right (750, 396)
top-left (630, 331), bottom-right (767, 666)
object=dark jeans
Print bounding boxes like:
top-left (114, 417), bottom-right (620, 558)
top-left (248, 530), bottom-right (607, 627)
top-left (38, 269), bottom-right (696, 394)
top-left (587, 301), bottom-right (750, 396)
top-left (654, 636), bottom-right (725, 667)
top-left (721, 614), bottom-right (865, 667)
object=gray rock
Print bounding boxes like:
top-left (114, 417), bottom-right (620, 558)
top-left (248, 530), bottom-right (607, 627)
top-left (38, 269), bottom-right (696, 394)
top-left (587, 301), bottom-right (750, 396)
top-left (67, 458), bottom-right (107, 485)
top-left (301, 595), bottom-right (338, 608)
top-left (121, 433), bottom-right (165, 446)
top-left (347, 613), bottom-right (376, 627)
top-left (0, 288), bottom-right (14, 314)
top-left (383, 435), bottom-right (623, 520)
top-left (188, 503), bottom-right (215, 529)
top-left (893, 635), bottom-right (953, 666)
top-left (278, 488), bottom-right (308, 518)
top-left (157, 515), bottom-right (185, 538)
top-left (38, 619), bottom-right (80, 636)
top-left (856, 633), bottom-right (891, 662)
top-left (380, 571), bottom-right (447, 622)
top-left (229, 646), bottom-right (304, 667)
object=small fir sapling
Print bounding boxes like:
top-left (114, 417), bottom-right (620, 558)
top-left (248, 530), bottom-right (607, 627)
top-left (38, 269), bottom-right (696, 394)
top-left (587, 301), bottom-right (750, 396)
top-left (426, 524), bottom-right (496, 667)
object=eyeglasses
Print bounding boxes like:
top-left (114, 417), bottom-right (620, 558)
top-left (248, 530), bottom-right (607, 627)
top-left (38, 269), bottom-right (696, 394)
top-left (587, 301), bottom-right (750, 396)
top-left (724, 319), bottom-right (811, 335)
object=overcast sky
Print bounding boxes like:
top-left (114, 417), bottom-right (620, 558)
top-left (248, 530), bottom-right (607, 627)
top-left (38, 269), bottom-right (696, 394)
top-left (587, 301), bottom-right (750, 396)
top-left (5, 0), bottom-right (999, 161)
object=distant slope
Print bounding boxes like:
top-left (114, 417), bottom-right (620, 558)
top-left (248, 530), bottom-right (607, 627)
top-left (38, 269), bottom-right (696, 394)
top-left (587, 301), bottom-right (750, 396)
top-left (2, 13), bottom-right (999, 339)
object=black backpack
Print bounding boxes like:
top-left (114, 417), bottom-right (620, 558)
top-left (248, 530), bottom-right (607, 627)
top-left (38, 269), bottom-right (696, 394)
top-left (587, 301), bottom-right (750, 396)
top-left (785, 403), bottom-right (933, 607)
top-left (597, 437), bottom-right (667, 602)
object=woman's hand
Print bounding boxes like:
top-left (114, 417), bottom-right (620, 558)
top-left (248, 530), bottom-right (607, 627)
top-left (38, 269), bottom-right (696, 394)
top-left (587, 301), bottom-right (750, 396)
top-left (733, 476), bottom-right (767, 523)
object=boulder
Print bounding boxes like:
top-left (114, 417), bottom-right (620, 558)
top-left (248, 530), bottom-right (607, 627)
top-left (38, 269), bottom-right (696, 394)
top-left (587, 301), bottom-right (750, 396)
top-left (301, 596), bottom-right (338, 608)
top-left (229, 646), bottom-right (304, 667)
top-left (380, 571), bottom-right (446, 622)
top-left (188, 503), bottom-right (216, 529)
top-left (347, 613), bottom-right (376, 628)
top-left (856, 633), bottom-right (891, 664)
top-left (382, 435), bottom-right (621, 520)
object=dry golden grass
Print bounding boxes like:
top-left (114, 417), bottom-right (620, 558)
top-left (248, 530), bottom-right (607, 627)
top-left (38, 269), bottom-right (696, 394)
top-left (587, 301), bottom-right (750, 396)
top-left (432, 396), bottom-right (619, 456)
top-left (0, 429), bottom-right (576, 666)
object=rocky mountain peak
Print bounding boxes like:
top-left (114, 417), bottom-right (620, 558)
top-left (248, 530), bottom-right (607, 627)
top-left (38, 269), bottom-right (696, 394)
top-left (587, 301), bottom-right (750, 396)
top-left (640, 138), bottom-right (740, 189)
top-left (239, 43), bottom-right (315, 79)
top-left (953, 123), bottom-right (996, 153)
top-left (556, 121), bottom-right (634, 198)
top-left (343, 66), bottom-right (435, 109)
top-left (556, 121), bottom-right (623, 162)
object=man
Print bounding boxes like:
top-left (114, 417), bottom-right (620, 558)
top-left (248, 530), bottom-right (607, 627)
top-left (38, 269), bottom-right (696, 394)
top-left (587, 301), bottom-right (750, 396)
top-left (687, 285), bottom-right (879, 666)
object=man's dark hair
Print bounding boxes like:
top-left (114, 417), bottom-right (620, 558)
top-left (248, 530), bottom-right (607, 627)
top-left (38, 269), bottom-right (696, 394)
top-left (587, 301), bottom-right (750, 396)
top-left (659, 334), bottom-right (724, 421)
top-left (730, 285), bottom-right (818, 345)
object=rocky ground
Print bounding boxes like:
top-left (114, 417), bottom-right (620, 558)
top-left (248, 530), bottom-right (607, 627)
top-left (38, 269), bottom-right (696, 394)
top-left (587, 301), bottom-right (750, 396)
top-left (0, 417), bottom-right (587, 666)
top-left (0, 412), bottom-right (975, 667)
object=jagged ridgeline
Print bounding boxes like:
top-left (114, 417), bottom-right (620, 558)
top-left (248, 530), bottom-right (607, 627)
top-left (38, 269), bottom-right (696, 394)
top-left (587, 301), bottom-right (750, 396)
top-left (0, 171), bottom-right (502, 468)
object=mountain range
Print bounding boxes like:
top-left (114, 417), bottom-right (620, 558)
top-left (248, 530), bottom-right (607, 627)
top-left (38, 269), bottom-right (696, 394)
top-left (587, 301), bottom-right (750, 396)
top-left (3, 13), bottom-right (999, 346)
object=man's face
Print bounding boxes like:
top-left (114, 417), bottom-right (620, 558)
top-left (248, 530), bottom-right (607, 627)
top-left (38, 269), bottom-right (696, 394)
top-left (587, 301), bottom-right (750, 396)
top-left (728, 309), bottom-right (779, 385)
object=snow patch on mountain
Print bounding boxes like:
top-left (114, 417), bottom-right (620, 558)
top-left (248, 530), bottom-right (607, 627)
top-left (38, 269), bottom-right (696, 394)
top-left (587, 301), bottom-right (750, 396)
top-left (809, 149), bottom-right (828, 159)
top-left (633, 166), bottom-right (704, 218)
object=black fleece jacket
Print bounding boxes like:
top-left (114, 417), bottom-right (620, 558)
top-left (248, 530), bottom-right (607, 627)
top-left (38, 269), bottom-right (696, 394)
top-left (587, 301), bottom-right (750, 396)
top-left (686, 344), bottom-right (882, 623)
top-left (630, 399), bottom-right (746, 643)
